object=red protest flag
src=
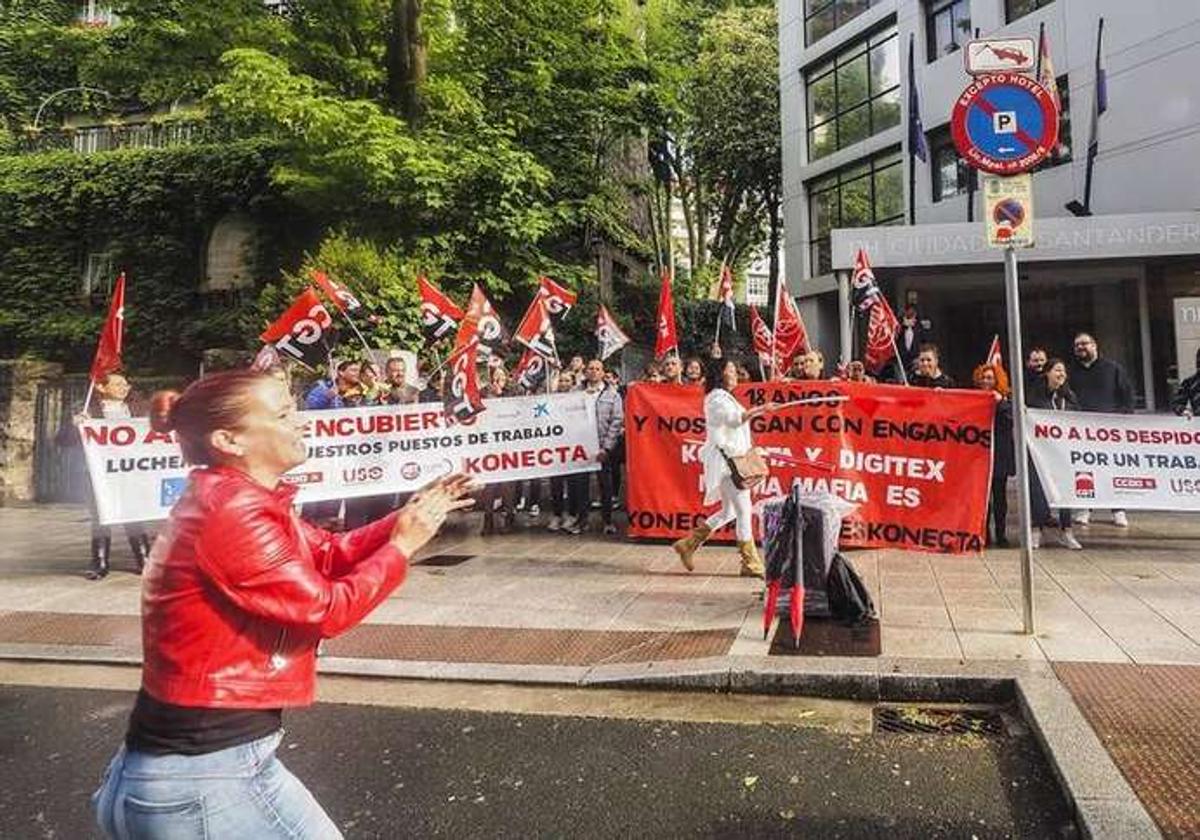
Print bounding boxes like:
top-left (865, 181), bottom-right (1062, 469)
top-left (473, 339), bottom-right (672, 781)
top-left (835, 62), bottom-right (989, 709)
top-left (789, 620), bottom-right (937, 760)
top-left (596, 304), bottom-right (631, 361)
top-left (444, 303), bottom-right (486, 422)
top-left (514, 295), bottom-right (558, 359)
top-left (465, 283), bottom-right (506, 360)
top-left (260, 287), bottom-right (336, 370)
top-left (537, 275), bottom-right (578, 320)
top-left (749, 305), bottom-right (774, 370)
top-left (773, 284), bottom-right (810, 373)
top-left (514, 346), bottom-right (552, 392)
top-left (312, 270), bottom-right (361, 313)
top-left (417, 276), bottom-right (464, 344)
top-left (851, 250), bottom-right (901, 375)
top-left (654, 268), bottom-right (678, 359)
top-left (89, 272), bottom-right (126, 383)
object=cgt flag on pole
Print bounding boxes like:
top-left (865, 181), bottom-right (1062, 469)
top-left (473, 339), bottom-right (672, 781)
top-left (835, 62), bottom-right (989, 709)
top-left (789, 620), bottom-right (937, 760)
top-left (514, 346), bottom-right (552, 392)
top-left (89, 272), bottom-right (126, 385)
top-left (417, 276), bottom-right (465, 344)
top-left (773, 286), bottom-right (810, 375)
top-left (749, 305), bottom-right (774, 373)
top-left (851, 249), bottom-right (902, 377)
top-left (595, 304), bottom-right (631, 362)
top-left (536, 276), bottom-right (578, 321)
top-left (260, 287), bottom-right (337, 371)
top-left (465, 283), bottom-right (506, 362)
top-left (514, 296), bottom-right (558, 360)
top-left (655, 268), bottom-right (678, 359)
top-left (312, 270), bottom-right (362, 313)
top-left (444, 296), bottom-right (486, 423)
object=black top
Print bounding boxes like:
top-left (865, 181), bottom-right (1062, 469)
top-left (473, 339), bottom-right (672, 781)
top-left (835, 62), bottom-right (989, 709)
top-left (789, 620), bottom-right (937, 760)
top-left (125, 689), bottom-right (282, 755)
top-left (911, 372), bottom-right (955, 389)
top-left (1172, 373), bottom-right (1200, 415)
top-left (1027, 380), bottom-right (1079, 411)
top-left (1069, 357), bottom-right (1134, 413)
top-left (991, 398), bottom-right (1016, 478)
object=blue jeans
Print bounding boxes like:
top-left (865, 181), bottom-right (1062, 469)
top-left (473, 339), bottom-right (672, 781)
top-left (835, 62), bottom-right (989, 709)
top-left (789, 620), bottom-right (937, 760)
top-left (91, 730), bottom-right (342, 839)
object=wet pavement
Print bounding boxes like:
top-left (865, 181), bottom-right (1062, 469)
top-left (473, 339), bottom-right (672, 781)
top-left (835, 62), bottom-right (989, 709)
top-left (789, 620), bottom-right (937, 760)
top-left (0, 680), bottom-right (1075, 839)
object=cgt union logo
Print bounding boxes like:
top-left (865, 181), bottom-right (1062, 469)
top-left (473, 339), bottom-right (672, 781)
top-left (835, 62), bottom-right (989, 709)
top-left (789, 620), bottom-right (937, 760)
top-left (343, 465), bottom-right (385, 485)
top-left (1074, 471), bottom-right (1095, 499)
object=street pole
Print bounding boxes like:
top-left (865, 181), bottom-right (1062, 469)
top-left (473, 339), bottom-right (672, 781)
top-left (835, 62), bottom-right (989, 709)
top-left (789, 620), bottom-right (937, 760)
top-left (1003, 245), bottom-right (1036, 635)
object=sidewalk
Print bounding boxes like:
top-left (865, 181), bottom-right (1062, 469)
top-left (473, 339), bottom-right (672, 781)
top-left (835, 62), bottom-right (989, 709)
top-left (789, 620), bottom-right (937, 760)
top-left (1, 503), bottom-right (1198, 837)
top-left (3, 504), bottom-right (1198, 667)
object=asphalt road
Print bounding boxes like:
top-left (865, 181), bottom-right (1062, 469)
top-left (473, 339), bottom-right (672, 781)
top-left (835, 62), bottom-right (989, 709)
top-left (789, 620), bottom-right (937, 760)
top-left (1, 684), bottom-right (1076, 839)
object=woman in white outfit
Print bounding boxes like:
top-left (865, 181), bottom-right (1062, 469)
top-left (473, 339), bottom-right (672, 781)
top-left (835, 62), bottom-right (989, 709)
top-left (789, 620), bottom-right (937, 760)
top-left (673, 359), bottom-right (779, 577)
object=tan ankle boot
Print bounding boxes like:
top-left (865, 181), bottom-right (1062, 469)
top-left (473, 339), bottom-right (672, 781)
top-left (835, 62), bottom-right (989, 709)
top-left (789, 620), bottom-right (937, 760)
top-left (737, 541), bottom-right (765, 578)
top-left (672, 523), bottom-right (712, 571)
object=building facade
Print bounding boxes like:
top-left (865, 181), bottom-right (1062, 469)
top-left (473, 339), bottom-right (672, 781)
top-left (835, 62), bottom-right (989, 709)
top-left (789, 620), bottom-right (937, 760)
top-left (779, 0), bottom-right (1200, 407)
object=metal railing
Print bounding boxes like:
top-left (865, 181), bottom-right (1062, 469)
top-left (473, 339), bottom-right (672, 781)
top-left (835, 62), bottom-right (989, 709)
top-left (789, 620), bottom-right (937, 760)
top-left (16, 120), bottom-right (234, 156)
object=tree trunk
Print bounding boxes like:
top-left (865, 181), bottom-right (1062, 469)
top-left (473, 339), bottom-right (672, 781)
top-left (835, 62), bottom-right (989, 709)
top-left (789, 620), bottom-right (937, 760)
top-left (695, 173), bottom-right (707, 271)
top-left (405, 0), bottom-right (427, 124)
top-left (385, 0), bottom-right (426, 123)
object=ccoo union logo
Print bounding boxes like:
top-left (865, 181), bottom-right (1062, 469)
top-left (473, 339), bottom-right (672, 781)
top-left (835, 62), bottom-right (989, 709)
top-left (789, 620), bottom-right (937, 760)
top-left (1112, 476), bottom-right (1156, 491)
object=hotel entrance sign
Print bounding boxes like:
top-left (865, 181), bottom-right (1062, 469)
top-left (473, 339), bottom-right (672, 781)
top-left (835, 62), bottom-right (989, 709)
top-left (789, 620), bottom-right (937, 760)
top-left (951, 74), bottom-right (1059, 175)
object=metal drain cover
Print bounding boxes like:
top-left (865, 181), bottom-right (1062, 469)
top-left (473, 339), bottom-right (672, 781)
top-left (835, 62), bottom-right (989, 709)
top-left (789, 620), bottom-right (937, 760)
top-left (873, 705), bottom-right (1007, 738)
top-left (415, 554), bottom-right (475, 567)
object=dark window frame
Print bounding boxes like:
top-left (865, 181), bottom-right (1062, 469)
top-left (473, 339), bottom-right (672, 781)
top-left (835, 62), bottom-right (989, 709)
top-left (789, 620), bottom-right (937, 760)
top-left (1005, 0), bottom-right (1053, 24)
top-left (806, 25), bottom-right (901, 162)
top-left (804, 0), bottom-right (881, 46)
top-left (808, 147), bottom-right (905, 276)
top-left (926, 0), bottom-right (971, 62)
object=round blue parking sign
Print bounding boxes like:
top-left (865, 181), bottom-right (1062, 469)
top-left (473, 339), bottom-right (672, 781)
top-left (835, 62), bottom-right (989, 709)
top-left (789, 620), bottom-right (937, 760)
top-left (951, 73), bottom-right (1059, 175)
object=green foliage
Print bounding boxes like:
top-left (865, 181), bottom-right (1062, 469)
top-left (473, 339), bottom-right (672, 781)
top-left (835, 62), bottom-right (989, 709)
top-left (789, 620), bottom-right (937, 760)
top-left (267, 232), bottom-right (424, 354)
top-left (0, 140), bottom-right (302, 371)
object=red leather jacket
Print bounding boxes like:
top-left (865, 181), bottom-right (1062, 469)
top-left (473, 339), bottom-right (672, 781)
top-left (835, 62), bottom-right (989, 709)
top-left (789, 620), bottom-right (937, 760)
top-left (141, 467), bottom-right (406, 709)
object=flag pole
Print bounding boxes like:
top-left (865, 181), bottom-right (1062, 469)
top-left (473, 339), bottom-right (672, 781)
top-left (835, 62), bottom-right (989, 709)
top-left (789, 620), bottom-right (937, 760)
top-left (890, 333), bottom-right (909, 386)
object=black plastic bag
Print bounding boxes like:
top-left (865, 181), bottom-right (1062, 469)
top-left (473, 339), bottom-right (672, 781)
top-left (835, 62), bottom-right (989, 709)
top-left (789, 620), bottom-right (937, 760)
top-left (827, 553), bottom-right (876, 625)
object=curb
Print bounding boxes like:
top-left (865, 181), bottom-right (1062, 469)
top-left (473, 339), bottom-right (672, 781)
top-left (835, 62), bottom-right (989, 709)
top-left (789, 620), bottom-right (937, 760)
top-left (0, 644), bottom-right (1161, 839)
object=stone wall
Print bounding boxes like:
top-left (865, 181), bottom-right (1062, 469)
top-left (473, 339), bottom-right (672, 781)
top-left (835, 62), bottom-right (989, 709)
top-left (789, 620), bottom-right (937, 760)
top-left (0, 359), bottom-right (63, 504)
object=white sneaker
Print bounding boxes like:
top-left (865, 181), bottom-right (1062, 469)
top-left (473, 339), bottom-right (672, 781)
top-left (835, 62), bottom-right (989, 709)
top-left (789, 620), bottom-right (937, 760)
top-left (1112, 510), bottom-right (1129, 528)
top-left (1074, 510), bottom-right (1091, 526)
top-left (547, 515), bottom-right (562, 532)
top-left (1031, 529), bottom-right (1041, 549)
top-left (528, 503), bottom-right (541, 517)
top-left (603, 523), bottom-right (618, 536)
top-left (564, 515), bottom-right (584, 535)
top-left (1058, 529), bottom-right (1083, 550)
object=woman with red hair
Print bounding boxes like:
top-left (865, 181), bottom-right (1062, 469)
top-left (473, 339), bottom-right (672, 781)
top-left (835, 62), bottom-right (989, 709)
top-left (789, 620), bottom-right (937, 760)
top-left (973, 363), bottom-right (1014, 546)
top-left (91, 369), bottom-right (475, 838)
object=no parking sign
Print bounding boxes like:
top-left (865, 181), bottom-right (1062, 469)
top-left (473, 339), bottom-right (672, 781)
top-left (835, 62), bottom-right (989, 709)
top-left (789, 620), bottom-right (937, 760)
top-left (984, 173), bottom-right (1034, 248)
top-left (950, 73), bottom-right (1059, 175)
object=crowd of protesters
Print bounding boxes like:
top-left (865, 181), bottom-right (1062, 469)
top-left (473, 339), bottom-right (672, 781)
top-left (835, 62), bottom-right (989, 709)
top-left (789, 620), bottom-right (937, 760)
top-left (70, 318), bottom-right (1164, 580)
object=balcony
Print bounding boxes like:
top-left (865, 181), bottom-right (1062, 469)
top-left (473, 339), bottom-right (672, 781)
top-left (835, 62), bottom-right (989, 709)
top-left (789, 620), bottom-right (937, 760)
top-left (17, 119), bottom-right (232, 155)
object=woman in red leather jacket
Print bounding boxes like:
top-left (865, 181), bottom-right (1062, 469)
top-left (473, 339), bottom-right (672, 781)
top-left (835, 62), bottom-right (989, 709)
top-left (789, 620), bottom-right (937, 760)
top-left (91, 369), bottom-right (475, 839)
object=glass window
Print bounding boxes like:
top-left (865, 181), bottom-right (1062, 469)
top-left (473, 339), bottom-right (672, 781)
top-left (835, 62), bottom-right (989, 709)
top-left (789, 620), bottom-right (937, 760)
top-left (1032, 75), bottom-right (1072, 171)
top-left (804, 0), bottom-right (881, 46)
top-left (82, 252), bottom-right (115, 298)
top-left (1005, 0), bottom-right (1053, 24)
top-left (927, 0), bottom-right (971, 61)
top-left (807, 147), bottom-right (904, 275)
top-left (928, 125), bottom-right (972, 201)
top-left (805, 26), bottom-right (901, 161)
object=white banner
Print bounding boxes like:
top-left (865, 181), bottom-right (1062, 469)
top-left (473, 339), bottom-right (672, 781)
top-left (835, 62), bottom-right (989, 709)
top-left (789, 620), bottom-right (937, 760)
top-left (1026, 409), bottom-right (1200, 510)
top-left (80, 393), bottom-right (601, 525)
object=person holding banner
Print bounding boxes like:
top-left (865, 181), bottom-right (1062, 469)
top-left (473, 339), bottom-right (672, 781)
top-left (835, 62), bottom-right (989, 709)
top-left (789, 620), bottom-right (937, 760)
top-left (673, 359), bottom-right (780, 578)
top-left (1028, 359), bottom-right (1083, 550)
top-left (64, 372), bottom-right (152, 579)
top-left (1172, 348), bottom-right (1200, 418)
top-left (90, 369), bottom-right (476, 839)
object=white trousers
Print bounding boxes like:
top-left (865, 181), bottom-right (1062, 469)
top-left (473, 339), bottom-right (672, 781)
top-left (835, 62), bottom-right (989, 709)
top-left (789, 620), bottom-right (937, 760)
top-left (704, 476), bottom-right (753, 541)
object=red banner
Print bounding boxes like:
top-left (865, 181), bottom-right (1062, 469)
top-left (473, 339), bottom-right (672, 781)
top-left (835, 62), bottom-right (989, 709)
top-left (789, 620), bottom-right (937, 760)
top-left (625, 381), bottom-right (996, 553)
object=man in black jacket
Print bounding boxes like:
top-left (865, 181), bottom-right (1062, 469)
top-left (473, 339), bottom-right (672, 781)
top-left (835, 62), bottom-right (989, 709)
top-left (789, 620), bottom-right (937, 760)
top-left (1069, 332), bottom-right (1134, 527)
top-left (1171, 348), bottom-right (1200, 418)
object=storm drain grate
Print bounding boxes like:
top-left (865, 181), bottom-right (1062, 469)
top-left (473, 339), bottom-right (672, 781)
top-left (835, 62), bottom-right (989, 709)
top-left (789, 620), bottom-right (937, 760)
top-left (873, 705), bottom-right (1007, 738)
top-left (415, 554), bottom-right (475, 567)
